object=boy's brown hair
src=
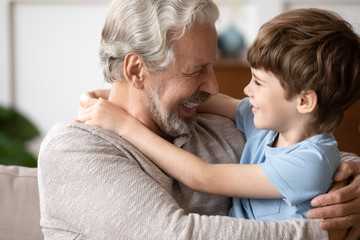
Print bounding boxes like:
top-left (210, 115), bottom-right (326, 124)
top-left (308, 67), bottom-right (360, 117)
top-left (247, 8), bottom-right (360, 133)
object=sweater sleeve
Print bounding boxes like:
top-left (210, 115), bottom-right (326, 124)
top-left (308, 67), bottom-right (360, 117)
top-left (38, 122), bottom-right (328, 239)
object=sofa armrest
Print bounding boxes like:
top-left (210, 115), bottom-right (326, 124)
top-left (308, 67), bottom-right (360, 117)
top-left (0, 165), bottom-right (43, 240)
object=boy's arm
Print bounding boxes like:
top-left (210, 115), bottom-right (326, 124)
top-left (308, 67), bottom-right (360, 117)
top-left (78, 99), bottom-right (282, 199)
top-left (126, 124), bottom-right (282, 198)
top-left (197, 93), bottom-right (241, 120)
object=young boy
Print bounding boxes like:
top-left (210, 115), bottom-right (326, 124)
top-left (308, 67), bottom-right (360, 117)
top-left (79, 8), bottom-right (360, 221)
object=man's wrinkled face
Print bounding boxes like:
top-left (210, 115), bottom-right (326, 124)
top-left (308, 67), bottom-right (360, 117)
top-left (145, 23), bottom-right (219, 137)
top-left (146, 79), bottom-right (211, 136)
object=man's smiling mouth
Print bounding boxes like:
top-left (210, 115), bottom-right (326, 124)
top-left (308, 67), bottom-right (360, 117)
top-left (183, 102), bottom-right (200, 108)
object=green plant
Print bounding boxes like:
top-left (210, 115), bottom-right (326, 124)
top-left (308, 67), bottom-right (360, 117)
top-left (0, 105), bottom-right (40, 167)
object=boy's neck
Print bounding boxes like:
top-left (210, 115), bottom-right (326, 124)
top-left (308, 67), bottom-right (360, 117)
top-left (274, 128), bottom-right (320, 148)
top-left (273, 107), bottom-right (321, 148)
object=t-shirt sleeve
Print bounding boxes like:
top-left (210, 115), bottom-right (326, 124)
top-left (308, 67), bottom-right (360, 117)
top-left (235, 98), bottom-right (257, 137)
top-left (260, 143), bottom-right (339, 206)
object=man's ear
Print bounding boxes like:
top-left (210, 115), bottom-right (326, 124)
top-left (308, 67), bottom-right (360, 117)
top-left (123, 53), bottom-right (146, 89)
top-left (297, 90), bottom-right (317, 114)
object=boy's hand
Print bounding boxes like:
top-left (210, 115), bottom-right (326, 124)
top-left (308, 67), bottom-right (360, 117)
top-left (77, 89), bottom-right (111, 122)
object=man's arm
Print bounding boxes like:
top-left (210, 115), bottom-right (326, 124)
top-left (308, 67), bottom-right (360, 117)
top-left (308, 153), bottom-right (360, 240)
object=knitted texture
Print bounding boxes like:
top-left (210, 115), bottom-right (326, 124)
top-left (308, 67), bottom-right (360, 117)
top-left (38, 114), bottom-right (329, 239)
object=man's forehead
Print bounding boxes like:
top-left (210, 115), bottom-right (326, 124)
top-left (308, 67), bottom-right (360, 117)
top-left (182, 57), bottom-right (216, 72)
top-left (174, 26), bottom-right (217, 70)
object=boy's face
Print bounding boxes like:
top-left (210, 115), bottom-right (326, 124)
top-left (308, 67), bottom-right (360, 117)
top-left (244, 68), bottom-right (300, 133)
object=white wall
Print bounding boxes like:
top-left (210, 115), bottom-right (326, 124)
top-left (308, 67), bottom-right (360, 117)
top-left (215, 0), bottom-right (284, 48)
top-left (1, 0), bottom-right (360, 155)
top-left (285, 0), bottom-right (360, 32)
top-left (0, 1), bottom-right (12, 106)
top-left (215, 0), bottom-right (360, 50)
top-left (0, 0), bottom-right (112, 154)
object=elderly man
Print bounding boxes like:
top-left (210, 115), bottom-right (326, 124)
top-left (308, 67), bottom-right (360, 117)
top-left (38, 0), bottom-right (360, 239)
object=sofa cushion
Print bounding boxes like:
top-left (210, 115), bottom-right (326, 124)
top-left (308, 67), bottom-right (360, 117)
top-left (0, 165), bottom-right (43, 240)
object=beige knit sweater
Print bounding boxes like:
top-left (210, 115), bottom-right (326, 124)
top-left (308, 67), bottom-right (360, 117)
top-left (38, 114), bottom-right (329, 239)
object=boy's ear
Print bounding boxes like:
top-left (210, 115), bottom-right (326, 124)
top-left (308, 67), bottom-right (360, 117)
top-left (297, 90), bottom-right (317, 114)
top-left (123, 53), bottom-right (146, 89)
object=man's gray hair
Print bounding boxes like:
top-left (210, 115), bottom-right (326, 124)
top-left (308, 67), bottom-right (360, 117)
top-left (99, 0), bottom-right (219, 83)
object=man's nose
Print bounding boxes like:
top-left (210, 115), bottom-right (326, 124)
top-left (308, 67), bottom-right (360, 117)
top-left (199, 66), bottom-right (218, 96)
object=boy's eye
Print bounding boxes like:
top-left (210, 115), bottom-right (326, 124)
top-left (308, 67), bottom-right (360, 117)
top-left (253, 79), bottom-right (261, 86)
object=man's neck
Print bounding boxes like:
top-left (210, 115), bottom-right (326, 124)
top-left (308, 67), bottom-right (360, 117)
top-left (108, 81), bottom-right (171, 140)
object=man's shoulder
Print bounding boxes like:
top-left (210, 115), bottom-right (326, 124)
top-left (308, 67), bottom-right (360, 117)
top-left (40, 122), bottom-right (113, 149)
top-left (195, 113), bottom-right (244, 140)
top-left (195, 113), bottom-right (236, 133)
top-left (43, 121), bottom-right (121, 145)
top-left (182, 113), bottom-right (246, 164)
top-left (38, 122), bottom-right (131, 166)
top-left (196, 113), bottom-right (234, 124)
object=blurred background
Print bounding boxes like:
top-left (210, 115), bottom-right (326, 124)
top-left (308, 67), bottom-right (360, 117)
top-left (1, 0), bottom-right (360, 165)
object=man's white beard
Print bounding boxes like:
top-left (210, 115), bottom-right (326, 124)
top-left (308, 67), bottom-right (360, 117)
top-left (146, 81), bottom-right (196, 137)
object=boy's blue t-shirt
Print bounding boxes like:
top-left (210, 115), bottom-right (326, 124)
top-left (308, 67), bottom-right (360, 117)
top-left (228, 98), bottom-right (340, 221)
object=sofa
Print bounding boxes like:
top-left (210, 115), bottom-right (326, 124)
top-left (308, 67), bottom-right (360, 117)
top-left (0, 164), bottom-right (43, 240)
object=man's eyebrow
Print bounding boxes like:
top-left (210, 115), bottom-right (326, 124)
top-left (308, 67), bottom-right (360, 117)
top-left (187, 61), bottom-right (215, 74)
top-left (196, 58), bottom-right (216, 69)
top-left (184, 57), bottom-right (217, 74)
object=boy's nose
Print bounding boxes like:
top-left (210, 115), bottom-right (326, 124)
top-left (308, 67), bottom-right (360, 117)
top-left (244, 81), bottom-right (253, 97)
